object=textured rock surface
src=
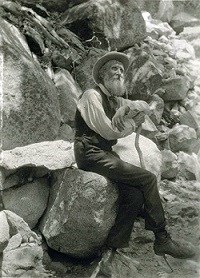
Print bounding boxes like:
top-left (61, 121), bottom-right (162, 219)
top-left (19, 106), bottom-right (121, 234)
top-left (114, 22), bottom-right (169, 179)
top-left (180, 26), bottom-right (200, 58)
top-left (168, 124), bottom-right (199, 153)
top-left (180, 110), bottom-right (200, 132)
top-left (40, 168), bottom-right (118, 258)
top-left (54, 69), bottom-right (82, 126)
top-left (61, 0), bottom-right (146, 51)
top-left (160, 77), bottom-right (190, 101)
top-left (177, 151), bottom-right (200, 181)
top-left (0, 18), bottom-right (60, 150)
top-left (56, 124), bottom-right (75, 142)
top-left (0, 140), bottom-right (75, 171)
top-left (113, 132), bottom-right (162, 180)
top-left (2, 178), bottom-right (49, 229)
top-left (111, 252), bottom-right (143, 278)
top-left (0, 210), bottom-right (46, 278)
top-left (161, 149), bottom-right (178, 179)
top-left (140, 116), bottom-right (158, 140)
top-left (149, 94), bottom-right (164, 125)
top-left (4, 210), bottom-right (38, 238)
top-left (2, 244), bottom-right (45, 277)
top-left (72, 49), bottom-right (106, 91)
top-left (17, 0), bottom-right (70, 12)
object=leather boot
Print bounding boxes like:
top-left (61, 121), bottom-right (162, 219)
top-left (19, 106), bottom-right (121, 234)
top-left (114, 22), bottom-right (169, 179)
top-left (154, 231), bottom-right (195, 259)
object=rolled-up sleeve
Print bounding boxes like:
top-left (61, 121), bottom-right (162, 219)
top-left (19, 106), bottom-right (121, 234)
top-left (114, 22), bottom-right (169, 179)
top-left (77, 90), bottom-right (133, 140)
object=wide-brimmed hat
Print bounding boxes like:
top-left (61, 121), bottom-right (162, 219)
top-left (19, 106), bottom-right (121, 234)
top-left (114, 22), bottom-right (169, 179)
top-left (92, 51), bottom-right (129, 85)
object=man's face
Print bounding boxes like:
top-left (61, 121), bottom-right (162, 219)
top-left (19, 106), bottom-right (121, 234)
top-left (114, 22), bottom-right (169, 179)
top-left (100, 60), bottom-right (126, 97)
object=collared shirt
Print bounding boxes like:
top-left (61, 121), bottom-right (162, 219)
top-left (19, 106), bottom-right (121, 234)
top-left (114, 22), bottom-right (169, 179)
top-left (77, 85), bottom-right (149, 141)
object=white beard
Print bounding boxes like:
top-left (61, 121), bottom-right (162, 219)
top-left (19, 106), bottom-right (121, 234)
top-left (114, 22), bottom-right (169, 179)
top-left (104, 78), bottom-right (126, 97)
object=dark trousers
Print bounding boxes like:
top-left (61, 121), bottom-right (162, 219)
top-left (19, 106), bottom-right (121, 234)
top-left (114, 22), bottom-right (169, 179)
top-left (74, 139), bottom-right (166, 248)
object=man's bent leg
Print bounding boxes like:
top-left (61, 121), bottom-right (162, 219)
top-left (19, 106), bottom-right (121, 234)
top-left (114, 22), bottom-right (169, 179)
top-left (105, 185), bottom-right (144, 249)
top-left (86, 150), bottom-right (166, 232)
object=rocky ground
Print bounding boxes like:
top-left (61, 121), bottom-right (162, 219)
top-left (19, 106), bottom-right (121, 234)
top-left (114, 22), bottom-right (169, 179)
top-left (43, 178), bottom-right (200, 278)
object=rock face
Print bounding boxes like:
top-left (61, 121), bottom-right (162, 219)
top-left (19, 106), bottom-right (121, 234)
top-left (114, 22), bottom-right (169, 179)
top-left (40, 168), bottom-right (118, 258)
top-left (113, 133), bottom-right (162, 180)
top-left (60, 0), bottom-right (146, 51)
top-left (0, 18), bottom-right (60, 150)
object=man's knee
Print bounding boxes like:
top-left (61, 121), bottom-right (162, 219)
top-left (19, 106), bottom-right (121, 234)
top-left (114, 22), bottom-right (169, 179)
top-left (141, 168), bottom-right (157, 189)
top-left (143, 170), bottom-right (157, 187)
top-left (149, 172), bottom-right (157, 183)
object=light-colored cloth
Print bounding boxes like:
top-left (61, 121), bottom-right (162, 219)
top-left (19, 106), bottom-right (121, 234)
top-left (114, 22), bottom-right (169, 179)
top-left (77, 87), bottom-right (150, 141)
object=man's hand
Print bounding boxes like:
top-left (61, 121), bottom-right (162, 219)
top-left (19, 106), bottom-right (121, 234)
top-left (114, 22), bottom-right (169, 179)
top-left (112, 106), bottom-right (130, 131)
top-left (112, 106), bottom-right (146, 132)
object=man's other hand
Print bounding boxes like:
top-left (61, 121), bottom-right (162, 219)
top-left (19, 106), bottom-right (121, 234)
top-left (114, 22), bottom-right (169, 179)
top-left (134, 111), bottom-right (145, 127)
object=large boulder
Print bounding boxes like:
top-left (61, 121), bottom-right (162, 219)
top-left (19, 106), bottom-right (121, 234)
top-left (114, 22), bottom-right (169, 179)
top-left (113, 132), bottom-right (162, 181)
top-left (2, 178), bottom-right (49, 229)
top-left (60, 0), bottom-right (146, 51)
top-left (40, 168), bottom-right (118, 258)
top-left (0, 18), bottom-right (60, 150)
top-left (0, 140), bottom-right (75, 172)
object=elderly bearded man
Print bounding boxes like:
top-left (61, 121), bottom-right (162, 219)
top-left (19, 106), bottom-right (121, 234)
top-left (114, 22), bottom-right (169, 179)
top-left (74, 52), bottom-right (194, 275)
